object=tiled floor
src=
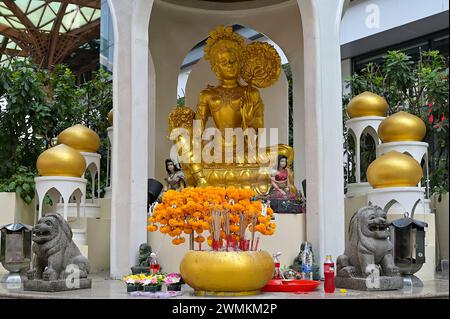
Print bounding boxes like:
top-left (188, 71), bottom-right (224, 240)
top-left (0, 273), bottom-right (448, 299)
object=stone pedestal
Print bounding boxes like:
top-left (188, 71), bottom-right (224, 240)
top-left (335, 276), bottom-right (403, 291)
top-left (23, 278), bottom-right (92, 292)
top-left (131, 266), bottom-right (151, 275)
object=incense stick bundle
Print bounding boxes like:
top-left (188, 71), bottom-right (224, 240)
top-left (212, 210), bottom-right (221, 250)
top-left (225, 210), bottom-right (230, 251)
top-left (239, 212), bottom-right (248, 251)
top-left (250, 214), bottom-right (256, 251)
top-left (255, 236), bottom-right (260, 251)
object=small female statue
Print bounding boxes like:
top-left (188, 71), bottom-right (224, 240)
top-left (164, 158), bottom-right (186, 192)
top-left (269, 155), bottom-right (297, 200)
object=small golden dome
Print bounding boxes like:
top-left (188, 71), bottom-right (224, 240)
top-left (37, 144), bottom-right (86, 177)
top-left (58, 124), bottom-right (100, 153)
top-left (378, 111), bottom-right (426, 142)
top-left (108, 109), bottom-right (113, 126)
top-left (367, 151), bottom-right (423, 188)
top-left (347, 91), bottom-right (388, 118)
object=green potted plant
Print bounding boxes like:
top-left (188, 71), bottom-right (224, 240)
top-left (165, 273), bottom-right (183, 291)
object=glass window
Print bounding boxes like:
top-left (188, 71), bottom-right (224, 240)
top-left (352, 30), bottom-right (449, 74)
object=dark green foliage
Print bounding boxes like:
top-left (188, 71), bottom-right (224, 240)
top-left (0, 59), bottom-right (112, 202)
top-left (0, 166), bottom-right (35, 204)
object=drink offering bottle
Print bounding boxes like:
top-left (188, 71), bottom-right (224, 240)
top-left (301, 244), bottom-right (313, 280)
top-left (149, 252), bottom-right (160, 274)
top-left (324, 255), bottom-right (335, 293)
top-left (272, 252), bottom-right (282, 279)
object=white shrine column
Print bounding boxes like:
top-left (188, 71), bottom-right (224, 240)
top-left (297, 0), bottom-right (348, 275)
top-left (108, 0), bottom-right (155, 279)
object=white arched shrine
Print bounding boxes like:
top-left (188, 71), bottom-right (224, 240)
top-left (346, 116), bottom-right (385, 197)
top-left (108, 0), bottom-right (348, 279)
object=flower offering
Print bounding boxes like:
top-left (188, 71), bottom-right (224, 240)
top-left (147, 186), bottom-right (275, 251)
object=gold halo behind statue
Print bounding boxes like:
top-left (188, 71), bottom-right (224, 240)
top-left (241, 42), bottom-right (281, 88)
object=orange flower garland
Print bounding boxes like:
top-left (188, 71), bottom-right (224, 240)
top-left (147, 187), bottom-right (275, 247)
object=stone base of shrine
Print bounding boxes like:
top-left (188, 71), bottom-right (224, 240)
top-left (1, 272), bottom-right (447, 299)
top-left (335, 276), bottom-right (404, 291)
top-left (23, 278), bottom-right (92, 292)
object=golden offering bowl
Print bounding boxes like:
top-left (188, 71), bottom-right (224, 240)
top-left (58, 124), bottom-right (100, 153)
top-left (36, 144), bottom-right (86, 177)
top-left (347, 91), bottom-right (388, 118)
top-left (378, 111), bottom-right (426, 142)
top-left (367, 151), bottom-right (423, 188)
top-left (180, 250), bottom-right (274, 296)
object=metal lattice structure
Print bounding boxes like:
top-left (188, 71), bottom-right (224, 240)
top-left (0, 0), bottom-right (100, 69)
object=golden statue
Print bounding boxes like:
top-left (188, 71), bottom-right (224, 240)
top-left (169, 26), bottom-right (295, 195)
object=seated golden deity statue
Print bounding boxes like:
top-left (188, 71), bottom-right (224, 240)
top-left (168, 26), bottom-right (295, 195)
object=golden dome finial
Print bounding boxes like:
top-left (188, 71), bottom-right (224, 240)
top-left (367, 151), bottom-right (423, 188)
top-left (378, 111), bottom-right (426, 142)
top-left (37, 144), bottom-right (86, 177)
top-left (347, 91), bottom-right (388, 118)
top-left (57, 124), bottom-right (100, 153)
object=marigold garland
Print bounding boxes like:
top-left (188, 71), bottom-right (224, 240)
top-left (147, 187), bottom-right (275, 247)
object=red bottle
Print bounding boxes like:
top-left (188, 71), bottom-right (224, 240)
top-left (273, 252), bottom-right (282, 279)
top-left (149, 253), bottom-right (160, 274)
top-left (324, 255), bottom-right (335, 293)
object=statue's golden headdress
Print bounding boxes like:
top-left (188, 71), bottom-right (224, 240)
top-left (204, 25), bottom-right (281, 88)
top-left (204, 25), bottom-right (245, 63)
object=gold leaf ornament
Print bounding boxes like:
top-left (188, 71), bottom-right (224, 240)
top-left (241, 42), bottom-right (281, 88)
top-left (168, 106), bottom-right (196, 131)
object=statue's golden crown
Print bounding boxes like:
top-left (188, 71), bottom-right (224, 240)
top-left (204, 25), bottom-right (245, 61)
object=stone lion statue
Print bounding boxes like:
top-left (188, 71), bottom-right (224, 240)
top-left (27, 213), bottom-right (90, 281)
top-left (337, 204), bottom-right (399, 278)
